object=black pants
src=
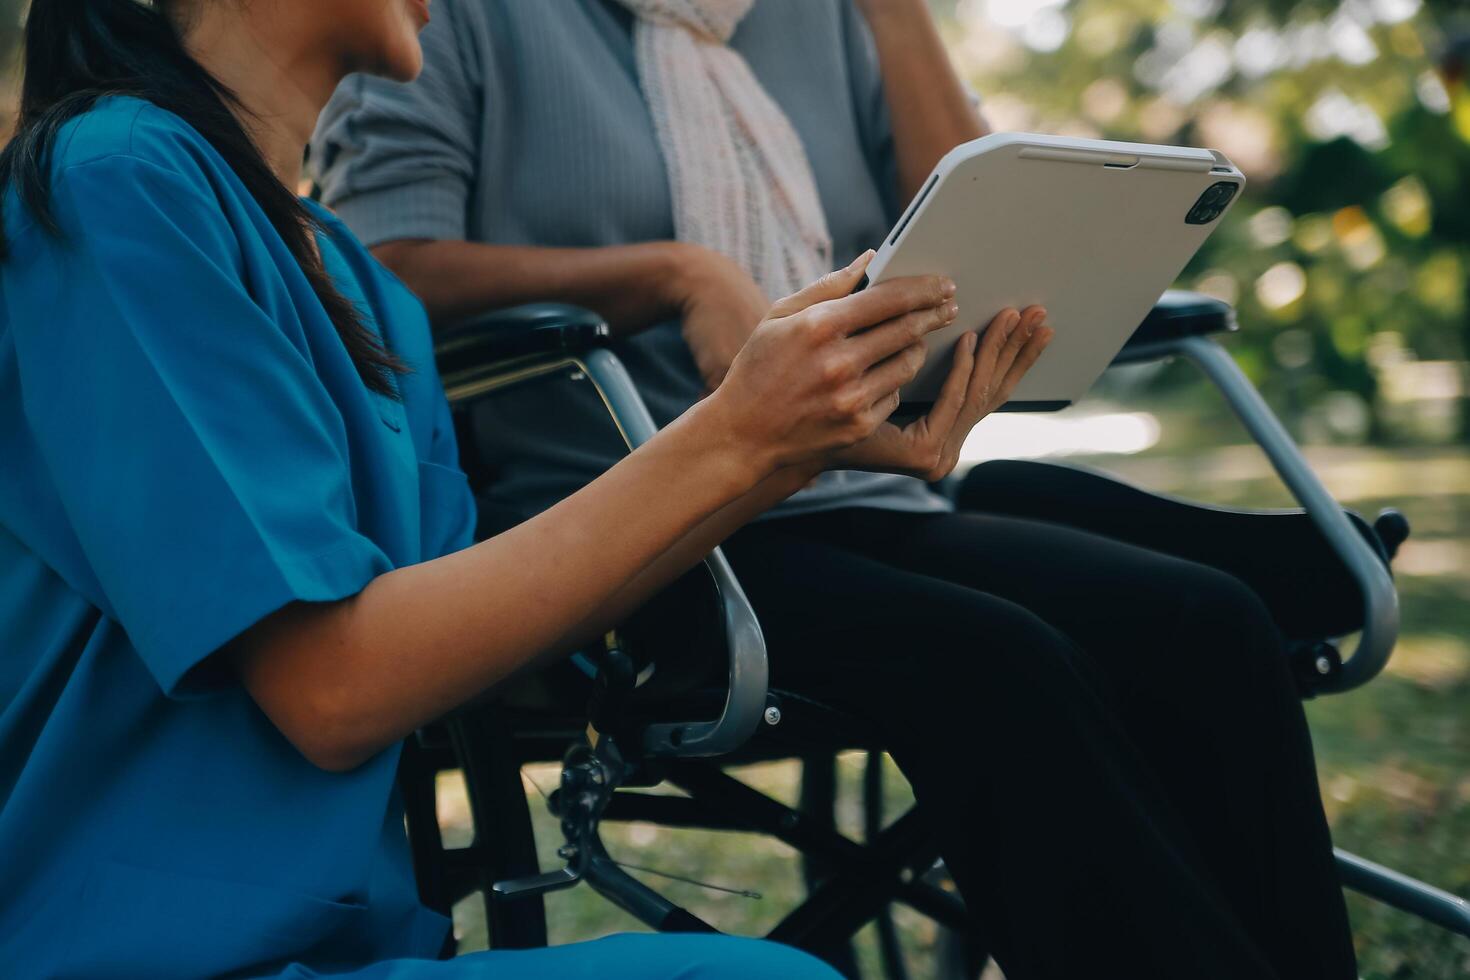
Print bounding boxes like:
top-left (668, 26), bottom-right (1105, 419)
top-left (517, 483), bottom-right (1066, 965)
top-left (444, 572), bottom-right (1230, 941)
top-left (715, 507), bottom-right (1355, 980)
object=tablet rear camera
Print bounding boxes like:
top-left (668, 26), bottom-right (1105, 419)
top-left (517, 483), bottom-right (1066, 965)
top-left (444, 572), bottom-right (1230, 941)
top-left (1186, 181), bottom-right (1239, 224)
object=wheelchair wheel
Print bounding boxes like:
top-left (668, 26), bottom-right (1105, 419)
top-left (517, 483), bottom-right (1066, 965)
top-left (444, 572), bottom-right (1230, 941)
top-left (858, 751), bottom-right (988, 980)
top-left (932, 896), bottom-right (989, 980)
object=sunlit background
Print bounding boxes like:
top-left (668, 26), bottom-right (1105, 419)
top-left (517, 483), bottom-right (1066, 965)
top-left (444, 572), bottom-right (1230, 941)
top-left (2, 0), bottom-right (1466, 976)
top-left (951, 0), bottom-right (1470, 469)
top-left (948, 4), bottom-right (1470, 975)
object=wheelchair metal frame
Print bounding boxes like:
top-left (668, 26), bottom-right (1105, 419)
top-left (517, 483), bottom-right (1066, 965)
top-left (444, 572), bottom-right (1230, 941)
top-left (418, 299), bottom-right (1469, 976)
top-left (440, 344), bottom-right (769, 759)
top-left (1116, 335), bottom-right (1399, 695)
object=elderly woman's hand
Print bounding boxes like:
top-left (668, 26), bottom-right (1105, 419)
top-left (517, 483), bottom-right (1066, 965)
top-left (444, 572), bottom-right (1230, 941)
top-left (669, 244), bottom-right (772, 392)
top-left (832, 305), bottom-right (1052, 481)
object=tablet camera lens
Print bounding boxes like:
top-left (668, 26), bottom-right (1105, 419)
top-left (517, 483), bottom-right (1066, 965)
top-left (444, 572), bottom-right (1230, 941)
top-left (1186, 181), bottom-right (1239, 224)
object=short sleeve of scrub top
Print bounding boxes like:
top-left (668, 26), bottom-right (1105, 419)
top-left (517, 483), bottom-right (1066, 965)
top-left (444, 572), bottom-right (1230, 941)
top-left (0, 97), bottom-right (473, 977)
top-left (13, 156), bottom-right (396, 694)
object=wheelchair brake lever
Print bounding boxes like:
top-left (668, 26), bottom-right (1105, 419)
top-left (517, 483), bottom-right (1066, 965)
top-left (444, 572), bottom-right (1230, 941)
top-left (491, 717), bottom-right (724, 931)
top-left (492, 738), bottom-right (626, 903)
top-left (497, 635), bottom-right (644, 904)
top-left (491, 866), bottom-right (582, 900)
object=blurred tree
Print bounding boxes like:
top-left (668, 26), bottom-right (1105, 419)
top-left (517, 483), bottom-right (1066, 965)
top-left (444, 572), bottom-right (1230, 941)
top-left (1, 0), bottom-right (24, 132)
top-left (936, 0), bottom-right (1470, 443)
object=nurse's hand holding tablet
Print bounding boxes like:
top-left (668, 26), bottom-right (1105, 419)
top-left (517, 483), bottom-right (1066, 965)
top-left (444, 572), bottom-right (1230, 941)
top-left (709, 249), bottom-right (1052, 479)
top-left (832, 302), bottom-right (1052, 481)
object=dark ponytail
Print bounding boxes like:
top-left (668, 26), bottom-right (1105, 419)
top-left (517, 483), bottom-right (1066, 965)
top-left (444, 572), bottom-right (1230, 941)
top-left (0, 0), bottom-right (404, 396)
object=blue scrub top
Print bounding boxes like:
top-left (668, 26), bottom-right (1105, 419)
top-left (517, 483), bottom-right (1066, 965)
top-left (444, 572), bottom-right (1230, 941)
top-left (0, 97), bottom-right (476, 977)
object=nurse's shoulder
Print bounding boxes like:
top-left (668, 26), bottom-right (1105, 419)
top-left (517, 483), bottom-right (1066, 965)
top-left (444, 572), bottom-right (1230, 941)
top-left (2, 95), bottom-right (246, 275)
top-left (1, 94), bottom-right (230, 249)
top-left (50, 94), bottom-right (221, 188)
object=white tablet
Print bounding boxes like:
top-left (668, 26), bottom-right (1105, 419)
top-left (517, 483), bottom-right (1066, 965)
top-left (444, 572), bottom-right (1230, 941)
top-left (865, 132), bottom-right (1244, 410)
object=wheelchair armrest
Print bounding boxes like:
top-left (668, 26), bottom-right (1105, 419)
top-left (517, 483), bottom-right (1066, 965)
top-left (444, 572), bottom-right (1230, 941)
top-left (1173, 336), bottom-right (1399, 693)
top-left (1112, 291), bottom-right (1237, 366)
top-left (434, 303), bottom-right (611, 388)
top-left (437, 312), bottom-right (771, 758)
top-left (1096, 327), bottom-right (1400, 694)
top-left (566, 349), bottom-right (770, 758)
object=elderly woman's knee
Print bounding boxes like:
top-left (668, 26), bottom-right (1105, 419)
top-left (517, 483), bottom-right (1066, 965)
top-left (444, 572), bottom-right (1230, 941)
top-left (1184, 563), bottom-right (1279, 643)
top-left (884, 587), bottom-right (1102, 716)
top-left (1153, 561), bottom-right (1299, 705)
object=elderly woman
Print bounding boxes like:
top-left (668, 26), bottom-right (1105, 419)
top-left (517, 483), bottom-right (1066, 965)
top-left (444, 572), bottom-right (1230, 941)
top-left (311, 1), bottom-right (1359, 977)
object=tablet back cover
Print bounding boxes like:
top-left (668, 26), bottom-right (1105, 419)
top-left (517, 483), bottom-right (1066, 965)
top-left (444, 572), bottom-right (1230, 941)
top-left (868, 133), bottom-right (1243, 408)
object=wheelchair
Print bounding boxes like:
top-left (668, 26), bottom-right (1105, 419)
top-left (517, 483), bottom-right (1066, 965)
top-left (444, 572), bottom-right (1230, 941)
top-left (399, 291), bottom-right (1470, 977)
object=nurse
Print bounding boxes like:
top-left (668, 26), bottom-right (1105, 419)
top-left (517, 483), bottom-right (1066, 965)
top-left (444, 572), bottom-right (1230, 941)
top-left (0, 0), bottom-right (1050, 977)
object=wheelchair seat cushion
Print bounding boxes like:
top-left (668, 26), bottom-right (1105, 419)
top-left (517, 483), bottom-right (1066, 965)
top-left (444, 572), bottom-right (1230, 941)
top-left (954, 459), bottom-right (1375, 643)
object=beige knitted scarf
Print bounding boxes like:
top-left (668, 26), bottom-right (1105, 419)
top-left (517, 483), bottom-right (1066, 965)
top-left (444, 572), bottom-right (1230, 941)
top-left (618, 0), bottom-right (834, 299)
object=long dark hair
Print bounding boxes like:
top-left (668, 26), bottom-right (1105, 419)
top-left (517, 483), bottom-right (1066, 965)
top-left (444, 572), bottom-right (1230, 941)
top-left (0, 0), bottom-right (403, 396)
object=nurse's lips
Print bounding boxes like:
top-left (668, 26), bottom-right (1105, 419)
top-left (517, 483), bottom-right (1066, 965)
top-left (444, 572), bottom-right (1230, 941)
top-left (409, 0), bottom-right (431, 24)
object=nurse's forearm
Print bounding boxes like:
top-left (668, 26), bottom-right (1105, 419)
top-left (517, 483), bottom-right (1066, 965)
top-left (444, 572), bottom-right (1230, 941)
top-left (856, 0), bottom-right (988, 202)
top-left (233, 256), bottom-right (955, 771)
top-left (561, 462), bottom-right (818, 646)
top-left (233, 398), bottom-right (773, 772)
top-left (372, 238), bottom-right (706, 337)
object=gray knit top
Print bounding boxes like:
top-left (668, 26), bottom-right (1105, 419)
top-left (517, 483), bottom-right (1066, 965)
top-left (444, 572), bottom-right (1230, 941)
top-left (310, 0), bottom-right (949, 520)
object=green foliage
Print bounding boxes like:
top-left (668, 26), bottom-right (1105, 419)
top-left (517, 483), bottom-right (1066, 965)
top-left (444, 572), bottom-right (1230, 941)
top-left (1, 1), bottom-right (21, 62)
top-left (938, 0), bottom-right (1470, 443)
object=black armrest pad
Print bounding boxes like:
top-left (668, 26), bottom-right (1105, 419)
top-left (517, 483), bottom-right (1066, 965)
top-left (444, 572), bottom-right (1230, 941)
top-left (434, 303), bottom-right (610, 377)
top-left (1114, 290), bottom-right (1236, 364)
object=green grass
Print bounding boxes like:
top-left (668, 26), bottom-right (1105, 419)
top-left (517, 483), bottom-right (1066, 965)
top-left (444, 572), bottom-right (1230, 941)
top-left (440, 441), bottom-right (1470, 978)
